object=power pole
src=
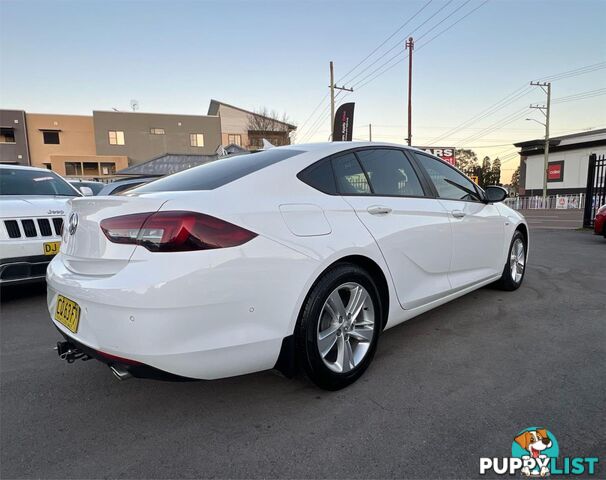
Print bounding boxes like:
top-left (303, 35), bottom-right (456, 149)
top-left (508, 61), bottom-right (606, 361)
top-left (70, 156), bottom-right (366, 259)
top-left (406, 37), bottom-right (414, 146)
top-left (369, 123), bottom-right (372, 141)
top-left (330, 61), bottom-right (335, 137)
top-left (329, 61), bottom-right (354, 139)
top-left (530, 81), bottom-right (552, 201)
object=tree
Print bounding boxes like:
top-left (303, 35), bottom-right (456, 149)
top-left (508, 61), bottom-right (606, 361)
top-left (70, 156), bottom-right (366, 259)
top-left (480, 156), bottom-right (492, 188)
top-left (247, 107), bottom-right (294, 133)
top-left (511, 165), bottom-right (521, 193)
top-left (454, 149), bottom-right (479, 175)
top-left (491, 157), bottom-right (501, 186)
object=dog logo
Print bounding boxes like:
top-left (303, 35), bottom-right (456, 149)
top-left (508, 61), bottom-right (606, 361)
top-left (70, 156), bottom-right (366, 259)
top-left (513, 428), bottom-right (557, 477)
top-left (68, 212), bottom-right (79, 235)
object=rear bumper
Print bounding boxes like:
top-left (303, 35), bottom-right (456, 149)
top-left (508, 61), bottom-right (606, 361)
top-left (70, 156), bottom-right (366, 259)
top-left (56, 329), bottom-right (193, 381)
top-left (47, 235), bottom-right (319, 380)
top-left (0, 254), bottom-right (53, 284)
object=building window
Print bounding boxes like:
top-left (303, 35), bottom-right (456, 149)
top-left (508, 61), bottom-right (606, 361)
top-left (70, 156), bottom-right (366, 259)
top-left (100, 162), bottom-right (116, 175)
top-left (228, 134), bottom-right (242, 146)
top-left (108, 130), bottom-right (125, 145)
top-left (150, 128), bottom-right (165, 135)
top-left (65, 162), bottom-right (82, 176)
top-left (190, 133), bottom-right (204, 147)
top-left (42, 131), bottom-right (60, 144)
top-left (83, 162), bottom-right (99, 176)
top-left (0, 127), bottom-right (16, 144)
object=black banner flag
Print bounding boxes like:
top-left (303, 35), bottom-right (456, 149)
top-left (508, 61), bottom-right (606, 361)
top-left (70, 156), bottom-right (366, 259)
top-left (332, 102), bottom-right (355, 141)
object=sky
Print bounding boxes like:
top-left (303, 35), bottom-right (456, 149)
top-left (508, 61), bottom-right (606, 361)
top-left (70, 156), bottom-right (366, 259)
top-left (1, 0), bottom-right (605, 181)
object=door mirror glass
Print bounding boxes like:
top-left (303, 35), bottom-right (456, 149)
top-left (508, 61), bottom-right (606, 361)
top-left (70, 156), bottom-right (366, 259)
top-left (484, 186), bottom-right (508, 203)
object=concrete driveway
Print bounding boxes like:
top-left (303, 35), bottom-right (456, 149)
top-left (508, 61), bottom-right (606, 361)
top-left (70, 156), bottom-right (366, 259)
top-left (1, 229), bottom-right (604, 479)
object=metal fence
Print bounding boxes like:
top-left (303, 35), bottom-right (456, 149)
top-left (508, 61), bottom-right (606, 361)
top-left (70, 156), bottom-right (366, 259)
top-left (503, 194), bottom-right (586, 210)
top-left (583, 154), bottom-right (606, 227)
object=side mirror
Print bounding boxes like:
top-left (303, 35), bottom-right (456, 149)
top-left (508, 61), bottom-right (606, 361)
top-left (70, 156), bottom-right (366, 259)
top-left (79, 186), bottom-right (94, 196)
top-left (484, 185), bottom-right (508, 203)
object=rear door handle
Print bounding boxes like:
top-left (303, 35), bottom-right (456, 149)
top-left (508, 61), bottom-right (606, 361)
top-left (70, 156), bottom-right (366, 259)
top-left (451, 210), bottom-right (466, 219)
top-left (367, 205), bottom-right (392, 215)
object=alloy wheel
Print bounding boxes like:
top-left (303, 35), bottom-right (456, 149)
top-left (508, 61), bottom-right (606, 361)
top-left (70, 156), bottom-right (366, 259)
top-left (510, 238), bottom-right (525, 283)
top-left (316, 282), bottom-right (375, 373)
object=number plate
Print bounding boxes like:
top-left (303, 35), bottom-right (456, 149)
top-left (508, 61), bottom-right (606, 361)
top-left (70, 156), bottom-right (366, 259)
top-left (55, 295), bottom-right (81, 333)
top-left (44, 241), bottom-right (60, 256)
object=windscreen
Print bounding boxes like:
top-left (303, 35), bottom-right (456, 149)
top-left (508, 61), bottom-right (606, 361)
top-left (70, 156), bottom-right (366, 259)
top-left (134, 149), bottom-right (306, 193)
top-left (0, 168), bottom-right (78, 196)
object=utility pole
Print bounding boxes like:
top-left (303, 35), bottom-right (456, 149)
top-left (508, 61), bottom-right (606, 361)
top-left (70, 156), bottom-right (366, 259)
top-left (406, 37), bottom-right (414, 146)
top-left (530, 81), bottom-right (552, 201)
top-left (369, 123), bottom-right (372, 141)
top-left (329, 61), bottom-right (354, 139)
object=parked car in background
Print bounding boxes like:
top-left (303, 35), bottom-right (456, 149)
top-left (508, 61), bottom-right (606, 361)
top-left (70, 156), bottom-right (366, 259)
top-left (594, 204), bottom-right (606, 237)
top-left (97, 176), bottom-right (158, 196)
top-left (0, 165), bottom-right (81, 285)
top-left (69, 180), bottom-right (104, 196)
top-left (48, 143), bottom-right (528, 389)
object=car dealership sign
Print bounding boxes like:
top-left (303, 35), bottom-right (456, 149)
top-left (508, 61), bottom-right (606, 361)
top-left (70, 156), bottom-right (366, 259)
top-left (416, 147), bottom-right (456, 166)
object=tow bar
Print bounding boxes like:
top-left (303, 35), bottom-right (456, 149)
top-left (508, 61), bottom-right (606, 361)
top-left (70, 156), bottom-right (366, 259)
top-left (55, 341), bottom-right (91, 363)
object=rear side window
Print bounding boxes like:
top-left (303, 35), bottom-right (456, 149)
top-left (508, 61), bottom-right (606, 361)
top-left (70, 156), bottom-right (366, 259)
top-left (332, 153), bottom-right (371, 194)
top-left (134, 149), bottom-right (305, 192)
top-left (356, 149), bottom-right (425, 197)
top-left (413, 153), bottom-right (481, 202)
top-left (297, 158), bottom-right (337, 194)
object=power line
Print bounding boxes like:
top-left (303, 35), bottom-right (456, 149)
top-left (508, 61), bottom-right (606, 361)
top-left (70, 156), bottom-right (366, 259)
top-left (296, 93), bottom-right (329, 136)
top-left (345, 0), bottom-right (456, 86)
top-left (428, 85), bottom-right (533, 144)
top-left (337, 0), bottom-right (434, 84)
top-left (353, 0), bottom-right (490, 92)
top-left (414, 0), bottom-right (474, 43)
top-left (427, 61), bottom-right (606, 145)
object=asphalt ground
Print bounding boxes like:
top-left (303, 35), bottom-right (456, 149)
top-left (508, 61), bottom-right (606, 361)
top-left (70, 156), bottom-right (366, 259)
top-left (1, 228), bottom-right (605, 479)
top-left (519, 208), bottom-right (583, 229)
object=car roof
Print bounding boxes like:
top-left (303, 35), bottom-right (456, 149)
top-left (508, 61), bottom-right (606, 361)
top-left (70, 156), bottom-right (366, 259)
top-left (0, 164), bottom-right (53, 172)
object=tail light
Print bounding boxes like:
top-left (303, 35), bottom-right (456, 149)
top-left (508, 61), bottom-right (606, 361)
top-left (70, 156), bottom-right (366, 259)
top-left (100, 211), bottom-right (257, 252)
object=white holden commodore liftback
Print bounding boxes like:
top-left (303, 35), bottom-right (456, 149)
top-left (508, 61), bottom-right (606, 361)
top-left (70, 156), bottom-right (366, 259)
top-left (48, 142), bottom-right (528, 390)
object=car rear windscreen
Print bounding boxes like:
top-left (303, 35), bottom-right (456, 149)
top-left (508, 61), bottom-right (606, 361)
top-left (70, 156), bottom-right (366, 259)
top-left (133, 149), bottom-right (306, 193)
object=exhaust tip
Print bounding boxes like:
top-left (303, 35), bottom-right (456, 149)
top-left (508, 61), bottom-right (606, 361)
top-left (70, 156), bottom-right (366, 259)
top-left (110, 365), bottom-right (132, 381)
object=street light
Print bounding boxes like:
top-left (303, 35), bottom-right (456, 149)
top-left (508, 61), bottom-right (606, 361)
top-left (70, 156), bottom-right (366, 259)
top-left (526, 118), bottom-right (546, 127)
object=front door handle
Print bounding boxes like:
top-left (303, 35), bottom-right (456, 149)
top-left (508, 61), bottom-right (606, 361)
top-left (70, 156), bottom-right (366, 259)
top-left (367, 205), bottom-right (392, 215)
top-left (451, 210), bottom-right (466, 219)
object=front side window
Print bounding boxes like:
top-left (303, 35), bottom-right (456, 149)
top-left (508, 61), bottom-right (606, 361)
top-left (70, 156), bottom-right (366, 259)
top-left (0, 168), bottom-right (78, 196)
top-left (108, 130), bottom-right (125, 145)
top-left (414, 153), bottom-right (481, 202)
top-left (356, 149), bottom-right (425, 197)
top-left (42, 131), bottom-right (60, 144)
top-left (332, 153), bottom-right (370, 195)
top-left (190, 133), bottom-right (204, 147)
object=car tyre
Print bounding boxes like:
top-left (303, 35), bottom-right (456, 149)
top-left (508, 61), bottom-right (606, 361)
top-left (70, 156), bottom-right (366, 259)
top-left (494, 230), bottom-right (527, 291)
top-left (295, 263), bottom-right (382, 390)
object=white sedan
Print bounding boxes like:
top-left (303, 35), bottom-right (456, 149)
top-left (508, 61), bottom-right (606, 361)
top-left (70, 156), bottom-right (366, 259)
top-left (47, 143), bottom-right (528, 390)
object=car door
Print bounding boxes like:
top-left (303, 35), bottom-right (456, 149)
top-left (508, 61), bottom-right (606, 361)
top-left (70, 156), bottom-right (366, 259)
top-left (411, 152), bottom-right (505, 290)
top-left (333, 148), bottom-right (453, 310)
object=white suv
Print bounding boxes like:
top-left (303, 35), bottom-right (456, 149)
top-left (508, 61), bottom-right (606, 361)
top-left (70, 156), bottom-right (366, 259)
top-left (0, 164), bottom-right (81, 285)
